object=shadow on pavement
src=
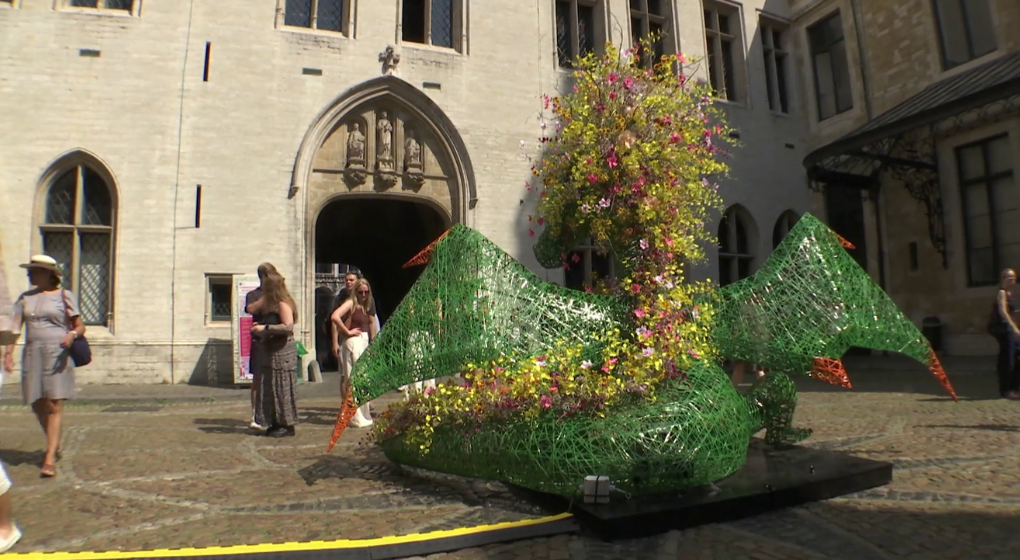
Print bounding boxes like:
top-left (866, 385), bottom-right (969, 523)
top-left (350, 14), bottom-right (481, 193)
top-left (0, 449), bottom-right (42, 468)
top-left (192, 417), bottom-right (252, 434)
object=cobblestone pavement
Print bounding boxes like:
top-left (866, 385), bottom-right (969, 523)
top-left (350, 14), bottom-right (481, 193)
top-left (0, 368), bottom-right (1017, 559)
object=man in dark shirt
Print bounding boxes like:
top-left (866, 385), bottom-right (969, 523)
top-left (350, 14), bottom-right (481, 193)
top-left (244, 262), bottom-right (277, 429)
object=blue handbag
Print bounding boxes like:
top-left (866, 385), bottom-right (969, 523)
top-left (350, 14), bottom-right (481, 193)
top-left (62, 290), bottom-right (92, 367)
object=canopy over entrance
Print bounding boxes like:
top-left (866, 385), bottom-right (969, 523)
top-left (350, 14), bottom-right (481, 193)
top-left (803, 50), bottom-right (1020, 268)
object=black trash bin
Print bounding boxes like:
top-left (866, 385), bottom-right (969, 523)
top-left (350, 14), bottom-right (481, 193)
top-left (921, 316), bottom-right (944, 352)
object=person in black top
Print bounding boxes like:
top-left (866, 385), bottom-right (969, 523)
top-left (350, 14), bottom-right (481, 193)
top-left (990, 268), bottom-right (1020, 400)
top-left (245, 262), bottom-right (279, 428)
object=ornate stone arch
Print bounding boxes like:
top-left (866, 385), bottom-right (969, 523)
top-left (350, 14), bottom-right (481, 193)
top-left (291, 75), bottom-right (477, 224)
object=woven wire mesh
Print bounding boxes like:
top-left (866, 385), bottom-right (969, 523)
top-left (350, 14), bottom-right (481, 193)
top-left (79, 233), bottom-right (110, 326)
top-left (284, 0), bottom-right (313, 28)
top-left (430, 0), bottom-right (454, 47)
top-left (349, 225), bottom-right (628, 401)
top-left (316, 0), bottom-right (344, 32)
top-left (46, 170), bottom-right (76, 225)
top-left (337, 214), bottom-right (956, 497)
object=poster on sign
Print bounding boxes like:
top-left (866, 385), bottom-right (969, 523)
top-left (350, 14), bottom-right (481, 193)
top-left (232, 274), bottom-right (262, 385)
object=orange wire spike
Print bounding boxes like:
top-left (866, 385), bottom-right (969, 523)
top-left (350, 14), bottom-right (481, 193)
top-left (810, 357), bottom-right (852, 389)
top-left (927, 349), bottom-right (958, 402)
top-left (403, 229), bottom-right (452, 268)
top-left (836, 233), bottom-right (856, 250)
top-left (326, 386), bottom-right (360, 453)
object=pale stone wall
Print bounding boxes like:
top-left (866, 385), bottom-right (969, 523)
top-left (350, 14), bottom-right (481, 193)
top-left (791, 0), bottom-right (1020, 355)
top-left (0, 0), bottom-right (810, 383)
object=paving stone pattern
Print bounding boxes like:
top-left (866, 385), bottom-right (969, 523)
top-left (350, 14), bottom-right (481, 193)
top-left (1, 371), bottom-right (1018, 559)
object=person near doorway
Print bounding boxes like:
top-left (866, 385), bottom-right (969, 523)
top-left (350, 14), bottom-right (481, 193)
top-left (250, 272), bottom-right (300, 437)
top-left (2, 255), bottom-right (85, 478)
top-left (245, 262), bottom-right (279, 429)
top-left (988, 268), bottom-right (1020, 400)
top-left (332, 278), bottom-right (377, 427)
top-left (330, 271), bottom-right (382, 354)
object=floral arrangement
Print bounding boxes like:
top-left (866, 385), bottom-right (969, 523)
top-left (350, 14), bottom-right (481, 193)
top-left (369, 39), bottom-right (733, 452)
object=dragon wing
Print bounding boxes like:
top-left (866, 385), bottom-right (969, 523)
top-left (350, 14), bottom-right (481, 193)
top-left (328, 225), bottom-right (627, 450)
top-left (712, 213), bottom-right (956, 400)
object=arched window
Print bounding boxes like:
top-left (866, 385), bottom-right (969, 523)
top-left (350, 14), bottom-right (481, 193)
top-left (718, 205), bottom-right (756, 286)
top-left (40, 162), bottom-right (116, 326)
top-left (772, 210), bottom-right (800, 249)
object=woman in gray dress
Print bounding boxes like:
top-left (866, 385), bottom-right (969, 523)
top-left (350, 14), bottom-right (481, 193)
top-left (250, 272), bottom-right (299, 438)
top-left (2, 255), bottom-right (85, 478)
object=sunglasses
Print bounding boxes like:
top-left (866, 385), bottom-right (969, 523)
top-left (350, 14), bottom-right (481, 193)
top-left (357, 290), bottom-right (370, 295)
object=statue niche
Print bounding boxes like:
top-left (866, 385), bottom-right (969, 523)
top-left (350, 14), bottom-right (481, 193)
top-left (375, 110), bottom-right (398, 189)
top-left (343, 120), bottom-right (368, 186)
top-left (403, 126), bottom-right (426, 189)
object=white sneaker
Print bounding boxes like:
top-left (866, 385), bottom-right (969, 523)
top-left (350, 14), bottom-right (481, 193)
top-left (0, 525), bottom-right (22, 553)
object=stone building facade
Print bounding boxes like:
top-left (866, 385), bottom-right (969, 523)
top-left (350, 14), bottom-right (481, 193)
top-left (0, 0), bottom-right (809, 384)
top-left (792, 0), bottom-right (1020, 356)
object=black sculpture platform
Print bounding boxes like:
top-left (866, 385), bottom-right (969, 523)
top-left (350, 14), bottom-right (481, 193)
top-left (511, 439), bottom-right (893, 540)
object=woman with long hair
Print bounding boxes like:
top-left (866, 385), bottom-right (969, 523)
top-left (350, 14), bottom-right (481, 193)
top-left (250, 272), bottom-right (300, 437)
top-left (989, 268), bottom-right (1020, 399)
top-left (2, 255), bottom-right (85, 477)
top-left (331, 278), bottom-right (377, 427)
top-left (244, 262), bottom-right (279, 430)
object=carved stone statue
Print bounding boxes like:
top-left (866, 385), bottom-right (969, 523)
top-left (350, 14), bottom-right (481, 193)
top-left (346, 123), bottom-right (366, 165)
top-left (404, 130), bottom-right (423, 172)
top-left (377, 111), bottom-right (394, 169)
top-left (379, 45), bottom-right (401, 76)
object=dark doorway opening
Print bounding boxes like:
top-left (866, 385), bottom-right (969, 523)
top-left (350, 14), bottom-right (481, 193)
top-left (825, 185), bottom-right (871, 356)
top-left (314, 197), bottom-right (449, 367)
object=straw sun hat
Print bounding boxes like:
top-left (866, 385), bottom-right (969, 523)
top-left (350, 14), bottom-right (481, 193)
top-left (19, 255), bottom-right (62, 276)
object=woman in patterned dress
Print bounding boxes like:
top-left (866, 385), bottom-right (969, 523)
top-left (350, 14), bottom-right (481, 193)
top-left (2, 255), bottom-right (85, 478)
top-left (250, 272), bottom-right (299, 438)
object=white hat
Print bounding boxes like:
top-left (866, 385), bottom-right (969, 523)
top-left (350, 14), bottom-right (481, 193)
top-left (19, 255), bottom-right (62, 276)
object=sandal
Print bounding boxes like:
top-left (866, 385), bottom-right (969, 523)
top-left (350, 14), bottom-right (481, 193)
top-left (40, 463), bottom-right (56, 478)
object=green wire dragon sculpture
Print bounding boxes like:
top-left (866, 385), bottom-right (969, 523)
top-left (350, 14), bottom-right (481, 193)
top-left (328, 213), bottom-right (956, 498)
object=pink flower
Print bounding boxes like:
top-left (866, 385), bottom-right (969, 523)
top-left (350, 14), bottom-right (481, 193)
top-left (688, 349), bottom-right (700, 359)
top-left (596, 102), bottom-right (606, 113)
top-left (630, 283), bottom-right (641, 294)
top-left (537, 217), bottom-right (545, 226)
top-left (669, 132), bottom-right (682, 144)
top-left (581, 203), bottom-right (591, 213)
top-left (607, 72), bottom-right (619, 84)
top-left (642, 347), bottom-right (655, 357)
top-left (424, 387), bottom-right (435, 395)
top-left (588, 174), bottom-right (599, 184)
top-left (607, 152), bottom-right (619, 168)
top-left (634, 308), bottom-right (646, 318)
top-left (598, 197), bottom-right (611, 208)
top-left (540, 395), bottom-right (553, 408)
top-left (581, 360), bottom-right (592, 369)
top-left (639, 238), bottom-right (649, 250)
top-left (528, 229), bottom-right (535, 237)
top-left (609, 91), bottom-right (618, 100)
top-left (623, 77), bottom-right (634, 90)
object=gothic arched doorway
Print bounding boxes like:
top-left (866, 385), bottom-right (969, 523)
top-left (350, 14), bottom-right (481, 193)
top-left (293, 75), bottom-right (476, 366)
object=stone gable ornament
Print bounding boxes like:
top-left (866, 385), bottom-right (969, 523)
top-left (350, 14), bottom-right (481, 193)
top-left (379, 45), bottom-right (401, 76)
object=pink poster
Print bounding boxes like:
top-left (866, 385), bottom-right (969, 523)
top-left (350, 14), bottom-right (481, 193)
top-left (233, 275), bottom-right (262, 384)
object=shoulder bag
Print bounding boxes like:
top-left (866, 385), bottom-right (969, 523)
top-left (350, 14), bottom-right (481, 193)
top-left (62, 290), bottom-right (92, 367)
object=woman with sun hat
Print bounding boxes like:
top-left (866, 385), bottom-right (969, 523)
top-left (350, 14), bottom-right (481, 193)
top-left (2, 255), bottom-right (85, 478)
